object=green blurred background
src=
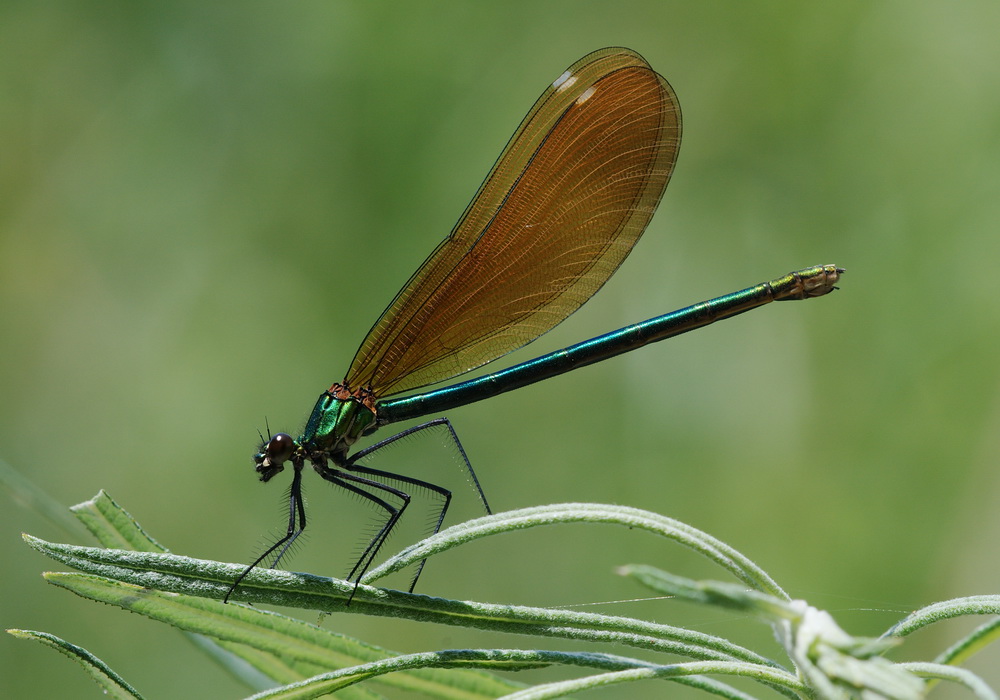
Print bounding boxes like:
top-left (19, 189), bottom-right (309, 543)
top-left (3, 1), bottom-right (1000, 697)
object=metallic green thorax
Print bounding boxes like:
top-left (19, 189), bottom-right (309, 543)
top-left (301, 389), bottom-right (377, 464)
top-left (253, 383), bottom-right (379, 483)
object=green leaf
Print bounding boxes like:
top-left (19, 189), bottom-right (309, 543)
top-left (22, 495), bottom-right (1000, 699)
top-left (494, 660), bottom-right (798, 700)
top-left (619, 564), bottom-right (794, 618)
top-left (620, 566), bottom-right (929, 700)
top-left (241, 651), bottom-right (794, 700)
top-left (902, 662), bottom-right (998, 700)
top-left (68, 492), bottom-right (272, 690)
top-left (884, 596), bottom-right (1000, 639)
top-left (70, 490), bottom-right (167, 552)
top-left (936, 617), bottom-right (1000, 669)
top-left (26, 533), bottom-right (774, 666)
top-left (43, 572), bottom-right (524, 698)
top-left (364, 503), bottom-right (787, 600)
top-left (7, 629), bottom-right (145, 699)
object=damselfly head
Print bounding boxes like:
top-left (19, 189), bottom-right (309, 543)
top-left (254, 432), bottom-right (296, 481)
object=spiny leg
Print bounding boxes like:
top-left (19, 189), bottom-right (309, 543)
top-left (225, 463), bottom-right (307, 603)
top-left (346, 461), bottom-right (450, 592)
top-left (314, 467), bottom-right (410, 599)
top-left (354, 417), bottom-right (491, 512)
top-left (349, 418), bottom-right (491, 591)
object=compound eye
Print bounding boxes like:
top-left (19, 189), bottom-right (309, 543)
top-left (266, 433), bottom-right (296, 464)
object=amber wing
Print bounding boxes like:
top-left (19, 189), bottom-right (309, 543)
top-left (346, 47), bottom-right (682, 398)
